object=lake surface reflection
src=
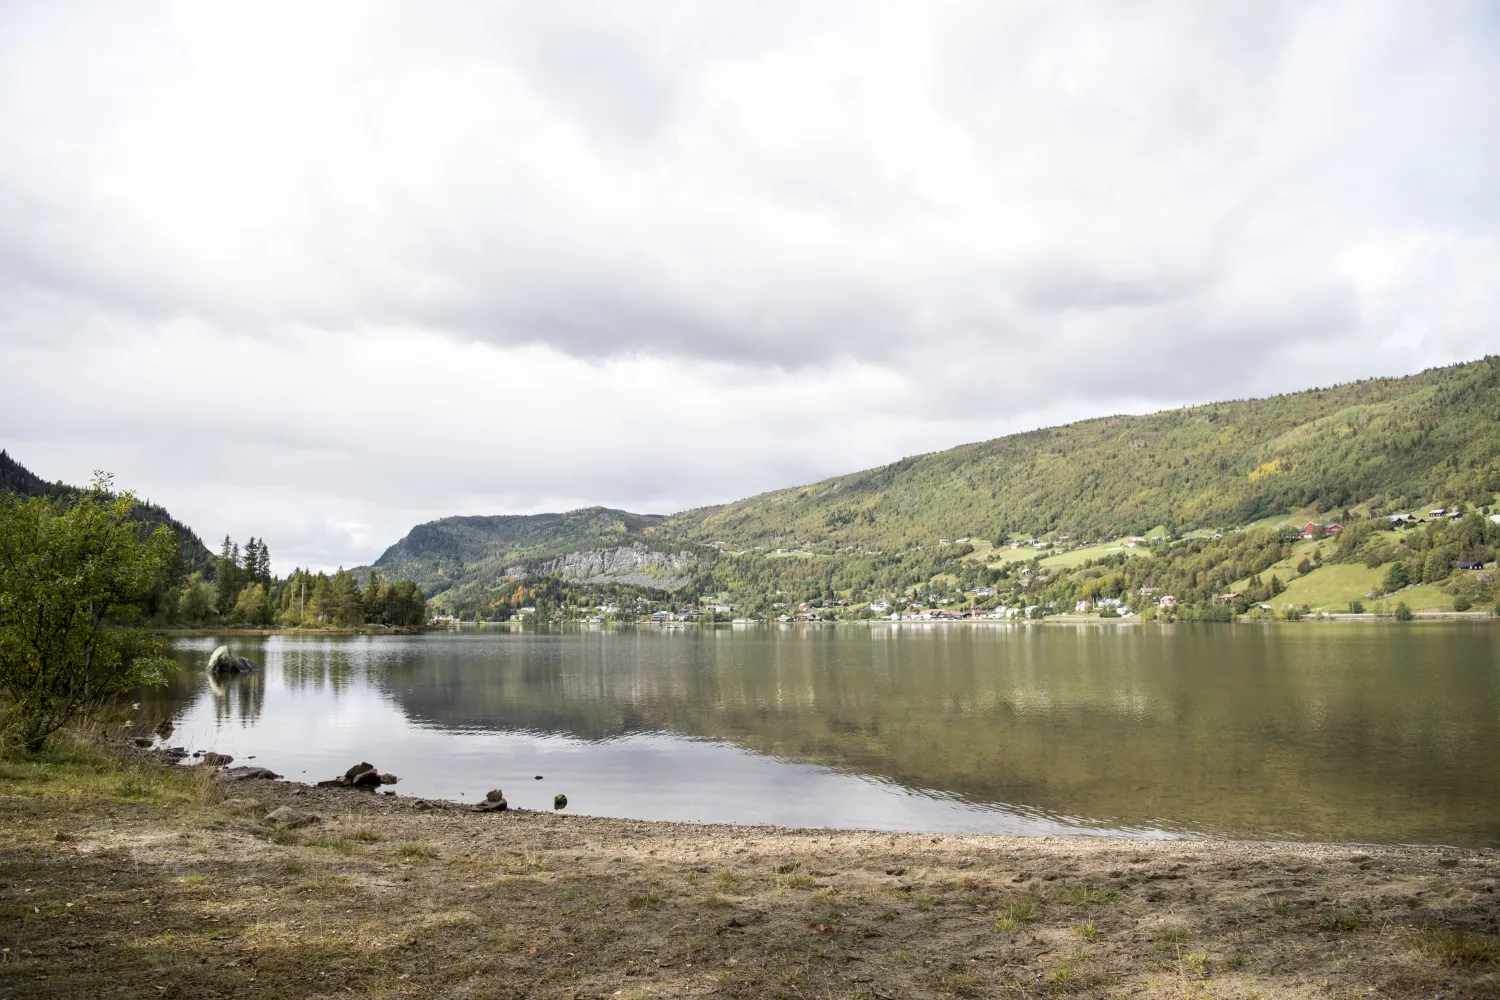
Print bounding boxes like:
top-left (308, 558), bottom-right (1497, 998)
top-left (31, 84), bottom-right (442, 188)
top-left (149, 623), bottom-right (1500, 845)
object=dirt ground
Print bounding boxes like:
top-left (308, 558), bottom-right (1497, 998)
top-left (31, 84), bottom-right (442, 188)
top-left (2, 759), bottom-right (1498, 1000)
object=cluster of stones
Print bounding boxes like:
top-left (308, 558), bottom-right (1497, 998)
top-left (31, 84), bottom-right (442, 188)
top-left (316, 761), bottom-right (400, 789)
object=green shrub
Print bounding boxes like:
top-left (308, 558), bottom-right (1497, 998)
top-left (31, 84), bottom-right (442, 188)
top-left (1347, 599), bottom-right (1365, 614)
top-left (1395, 602), bottom-right (1414, 620)
top-left (1453, 595), bottom-right (1472, 612)
top-left (0, 478), bottom-right (176, 751)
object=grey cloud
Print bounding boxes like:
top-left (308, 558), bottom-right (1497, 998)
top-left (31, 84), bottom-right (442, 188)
top-left (1, 1), bottom-right (1497, 569)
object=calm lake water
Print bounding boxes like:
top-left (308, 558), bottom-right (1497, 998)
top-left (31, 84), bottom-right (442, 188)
top-left (149, 623), bottom-right (1500, 846)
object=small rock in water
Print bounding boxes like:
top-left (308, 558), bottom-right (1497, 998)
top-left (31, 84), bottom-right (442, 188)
top-left (534, 775), bottom-right (544, 780)
top-left (553, 793), bottom-right (567, 811)
top-left (200, 752), bottom-right (233, 767)
top-left (379, 773), bottom-right (399, 785)
top-left (263, 806), bottom-right (319, 830)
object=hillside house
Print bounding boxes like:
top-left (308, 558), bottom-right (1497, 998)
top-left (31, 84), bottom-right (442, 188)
top-left (1215, 592), bottom-right (1241, 604)
top-left (1158, 595), bottom-right (1177, 608)
top-left (1457, 560), bottom-right (1484, 571)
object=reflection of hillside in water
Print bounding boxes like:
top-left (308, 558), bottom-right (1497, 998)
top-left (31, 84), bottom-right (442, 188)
top-left (155, 627), bottom-right (1500, 845)
top-left (372, 626), bottom-right (1500, 845)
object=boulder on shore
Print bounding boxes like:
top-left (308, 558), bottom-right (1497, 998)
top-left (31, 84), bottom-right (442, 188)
top-left (207, 645), bottom-right (257, 675)
top-left (221, 765), bottom-right (282, 782)
top-left (263, 806), bottom-right (319, 829)
top-left (320, 762), bottom-right (399, 790)
top-left (553, 793), bottom-right (567, 811)
top-left (199, 752), bottom-right (233, 767)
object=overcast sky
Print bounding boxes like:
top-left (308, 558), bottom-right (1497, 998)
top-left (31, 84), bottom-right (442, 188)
top-left (2, 1), bottom-right (1497, 572)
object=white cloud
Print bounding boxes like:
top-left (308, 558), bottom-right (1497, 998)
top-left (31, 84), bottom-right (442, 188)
top-left (1, 1), bottom-right (1497, 569)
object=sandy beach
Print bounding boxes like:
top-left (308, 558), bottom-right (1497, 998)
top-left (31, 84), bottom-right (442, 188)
top-left (2, 747), bottom-right (1497, 1000)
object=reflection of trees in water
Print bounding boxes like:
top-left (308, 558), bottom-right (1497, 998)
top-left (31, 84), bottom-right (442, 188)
top-left (203, 671), bottom-right (265, 726)
top-left (378, 627), bottom-right (1500, 845)
top-left (275, 643), bottom-right (358, 694)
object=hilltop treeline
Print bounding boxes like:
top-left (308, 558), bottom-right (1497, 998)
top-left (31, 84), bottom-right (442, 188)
top-left (0, 450), bottom-right (215, 576)
top-left (675, 357), bottom-right (1500, 551)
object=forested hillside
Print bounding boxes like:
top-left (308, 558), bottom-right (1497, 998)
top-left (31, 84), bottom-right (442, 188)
top-left (375, 357), bottom-right (1500, 619)
top-left (672, 357), bottom-right (1500, 551)
top-left (0, 449), bottom-right (215, 576)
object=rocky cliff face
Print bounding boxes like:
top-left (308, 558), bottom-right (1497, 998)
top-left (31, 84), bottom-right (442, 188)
top-left (521, 545), bottom-right (697, 590)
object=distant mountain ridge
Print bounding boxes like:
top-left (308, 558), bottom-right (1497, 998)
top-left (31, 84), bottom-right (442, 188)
top-left (0, 449), bottom-right (216, 577)
top-left (368, 357), bottom-right (1500, 609)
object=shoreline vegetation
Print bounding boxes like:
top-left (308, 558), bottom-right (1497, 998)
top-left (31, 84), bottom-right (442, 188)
top-left (1, 734), bottom-right (1496, 999)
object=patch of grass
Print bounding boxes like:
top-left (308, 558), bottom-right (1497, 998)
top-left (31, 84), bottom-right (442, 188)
top-left (116, 777), bottom-right (152, 799)
top-left (702, 893), bottom-right (733, 908)
top-left (1154, 925), bottom-right (1191, 943)
top-left (1057, 886), bottom-right (1124, 906)
top-left (714, 869), bottom-right (744, 893)
top-left (938, 970), bottom-right (984, 996)
top-left (1268, 899), bottom-right (1291, 916)
top-left (1410, 925), bottom-right (1500, 966)
top-left (1183, 951), bottom-right (1211, 977)
top-left (809, 903), bottom-right (842, 929)
top-left (392, 842), bottom-right (438, 862)
top-left (1319, 911), bottom-right (1364, 932)
top-left (777, 873), bottom-right (816, 890)
top-left (626, 893), bottom-right (661, 911)
top-left (1071, 921), bottom-right (1099, 941)
top-left (808, 886), bottom-right (835, 903)
top-left (347, 826), bottom-right (381, 843)
top-left (998, 895), bottom-right (1040, 925)
top-left (307, 836), bottom-right (355, 853)
top-left (268, 827), bottom-right (301, 846)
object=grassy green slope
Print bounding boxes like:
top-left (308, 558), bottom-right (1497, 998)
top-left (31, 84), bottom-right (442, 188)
top-left (671, 358), bottom-right (1500, 550)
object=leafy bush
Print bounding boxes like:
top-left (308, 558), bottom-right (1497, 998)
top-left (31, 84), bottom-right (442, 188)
top-left (1395, 602), bottom-right (1414, 620)
top-left (1347, 599), bottom-right (1365, 614)
top-left (1452, 595), bottom-right (1472, 611)
top-left (0, 478), bottom-right (176, 751)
